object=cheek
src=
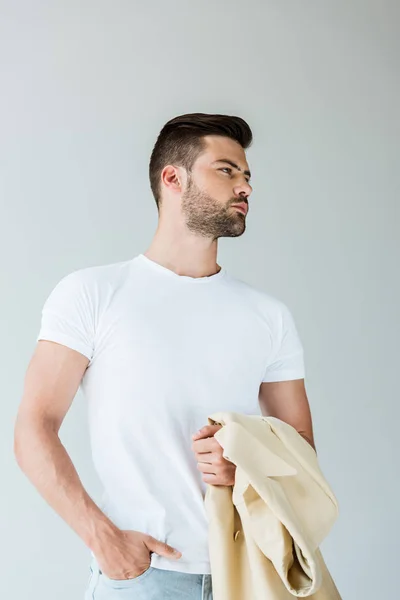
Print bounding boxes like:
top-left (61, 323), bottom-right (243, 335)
top-left (192, 173), bottom-right (234, 206)
top-left (202, 171), bottom-right (231, 193)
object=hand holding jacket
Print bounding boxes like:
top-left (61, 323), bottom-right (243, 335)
top-left (192, 425), bottom-right (236, 486)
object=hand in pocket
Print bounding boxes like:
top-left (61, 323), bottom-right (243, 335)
top-left (95, 529), bottom-right (182, 580)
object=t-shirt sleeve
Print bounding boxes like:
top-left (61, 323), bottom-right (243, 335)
top-left (36, 270), bottom-right (95, 363)
top-left (262, 303), bottom-right (305, 383)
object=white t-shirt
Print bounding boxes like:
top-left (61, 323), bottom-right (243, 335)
top-left (37, 253), bottom-right (305, 575)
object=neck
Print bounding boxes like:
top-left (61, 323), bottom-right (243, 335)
top-left (143, 222), bottom-right (221, 279)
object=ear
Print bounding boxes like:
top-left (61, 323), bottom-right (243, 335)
top-left (161, 165), bottom-right (185, 193)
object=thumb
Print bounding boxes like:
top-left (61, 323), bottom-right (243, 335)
top-left (146, 536), bottom-right (182, 560)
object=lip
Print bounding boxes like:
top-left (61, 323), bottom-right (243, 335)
top-left (231, 203), bottom-right (248, 215)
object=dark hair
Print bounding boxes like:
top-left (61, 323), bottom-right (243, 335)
top-left (149, 113), bottom-right (253, 209)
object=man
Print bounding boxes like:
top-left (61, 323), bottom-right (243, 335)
top-left (14, 113), bottom-right (315, 599)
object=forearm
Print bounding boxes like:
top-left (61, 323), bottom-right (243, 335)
top-left (298, 431), bottom-right (316, 453)
top-left (14, 422), bottom-right (118, 553)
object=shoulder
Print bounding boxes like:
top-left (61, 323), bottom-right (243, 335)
top-left (224, 273), bottom-right (290, 319)
top-left (40, 258), bottom-right (134, 312)
top-left (52, 257), bottom-right (133, 291)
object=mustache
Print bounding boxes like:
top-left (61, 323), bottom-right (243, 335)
top-left (229, 199), bottom-right (248, 207)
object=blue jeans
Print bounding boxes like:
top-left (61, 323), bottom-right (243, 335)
top-left (85, 557), bottom-right (213, 599)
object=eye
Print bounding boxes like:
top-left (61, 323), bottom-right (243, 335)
top-left (219, 167), bottom-right (251, 185)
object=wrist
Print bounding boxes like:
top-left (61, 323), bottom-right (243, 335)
top-left (83, 509), bottom-right (121, 555)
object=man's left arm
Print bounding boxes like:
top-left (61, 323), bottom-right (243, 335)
top-left (258, 378), bottom-right (316, 452)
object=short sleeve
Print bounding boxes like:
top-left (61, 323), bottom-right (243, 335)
top-left (36, 270), bottom-right (95, 363)
top-left (262, 303), bottom-right (305, 383)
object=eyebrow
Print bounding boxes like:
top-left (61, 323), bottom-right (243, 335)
top-left (212, 159), bottom-right (252, 180)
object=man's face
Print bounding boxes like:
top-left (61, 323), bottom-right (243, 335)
top-left (181, 135), bottom-right (253, 240)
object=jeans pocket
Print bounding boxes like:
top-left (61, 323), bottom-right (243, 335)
top-left (85, 564), bottom-right (101, 600)
top-left (101, 566), bottom-right (154, 589)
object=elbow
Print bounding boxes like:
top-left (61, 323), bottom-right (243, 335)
top-left (14, 415), bottom-right (59, 467)
top-left (13, 416), bottom-right (46, 469)
top-left (13, 420), bottom-right (30, 469)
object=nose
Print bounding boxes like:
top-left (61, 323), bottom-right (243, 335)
top-left (233, 181), bottom-right (252, 200)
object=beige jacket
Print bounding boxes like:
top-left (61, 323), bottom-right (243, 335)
top-left (204, 412), bottom-right (341, 599)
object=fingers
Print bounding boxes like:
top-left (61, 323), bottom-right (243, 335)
top-left (191, 424), bottom-right (222, 440)
top-left (192, 436), bottom-right (221, 454)
top-left (196, 461), bottom-right (216, 475)
top-left (194, 450), bottom-right (223, 465)
top-left (146, 537), bottom-right (182, 560)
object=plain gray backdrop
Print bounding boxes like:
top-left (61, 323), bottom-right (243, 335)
top-left (1, 1), bottom-right (399, 598)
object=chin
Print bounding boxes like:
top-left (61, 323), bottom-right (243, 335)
top-left (223, 223), bottom-right (246, 238)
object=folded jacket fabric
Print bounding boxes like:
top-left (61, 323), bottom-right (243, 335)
top-left (204, 412), bottom-right (341, 599)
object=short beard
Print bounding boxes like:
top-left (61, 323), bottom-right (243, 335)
top-left (181, 177), bottom-right (246, 241)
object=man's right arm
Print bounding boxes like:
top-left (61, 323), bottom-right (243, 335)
top-left (14, 340), bottom-right (181, 579)
top-left (14, 340), bottom-right (120, 553)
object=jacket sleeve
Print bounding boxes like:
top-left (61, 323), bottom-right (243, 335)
top-left (262, 303), bottom-right (305, 383)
